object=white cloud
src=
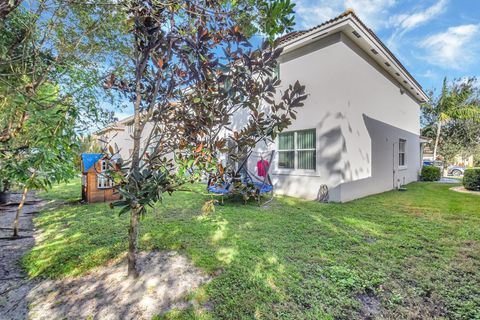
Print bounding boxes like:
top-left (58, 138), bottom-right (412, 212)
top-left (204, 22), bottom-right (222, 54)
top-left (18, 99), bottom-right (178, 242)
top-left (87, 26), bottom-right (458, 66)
top-left (419, 24), bottom-right (480, 69)
top-left (344, 0), bottom-right (396, 29)
top-left (114, 111), bottom-right (133, 121)
top-left (389, 0), bottom-right (447, 31)
top-left (417, 69), bottom-right (439, 80)
top-left (386, 0), bottom-right (448, 57)
top-left (294, 0), bottom-right (396, 30)
top-left (295, 2), bottom-right (337, 29)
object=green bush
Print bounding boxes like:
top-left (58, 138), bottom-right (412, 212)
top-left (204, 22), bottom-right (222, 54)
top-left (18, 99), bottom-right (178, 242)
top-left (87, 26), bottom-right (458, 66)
top-left (474, 158), bottom-right (480, 167)
top-left (421, 166), bottom-right (441, 181)
top-left (463, 168), bottom-right (480, 191)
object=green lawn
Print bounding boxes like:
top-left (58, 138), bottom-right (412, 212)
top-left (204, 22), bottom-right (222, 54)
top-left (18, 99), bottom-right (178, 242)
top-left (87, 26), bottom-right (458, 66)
top-left (25, 181), bottom-right (480, 319)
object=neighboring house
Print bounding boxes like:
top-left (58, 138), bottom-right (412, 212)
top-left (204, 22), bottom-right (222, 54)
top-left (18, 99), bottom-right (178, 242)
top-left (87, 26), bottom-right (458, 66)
top-left (96, 10), bottom-right (429, 202)
top-left (94, 116), bottom-right (155, 161)
top-left (452, 155), bottom-right (475, 168)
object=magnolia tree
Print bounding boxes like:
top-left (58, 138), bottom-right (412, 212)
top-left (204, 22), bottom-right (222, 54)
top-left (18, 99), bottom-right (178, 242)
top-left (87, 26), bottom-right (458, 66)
top-left (0, 0), bottom-right (22, 19)
top-left (106, 0), bottom-right (306, 278)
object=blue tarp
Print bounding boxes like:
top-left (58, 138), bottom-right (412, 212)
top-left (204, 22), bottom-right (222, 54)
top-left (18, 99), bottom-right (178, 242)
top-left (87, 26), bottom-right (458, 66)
top-left (81, 153), bottom-right (103, 172)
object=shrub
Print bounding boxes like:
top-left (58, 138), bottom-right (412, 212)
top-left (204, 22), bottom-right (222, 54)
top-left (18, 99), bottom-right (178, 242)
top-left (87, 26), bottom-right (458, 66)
top-left (474, 158), bottom-right (480, 167)
top-left (463, 168), bottom-right (480, 191)
top-left (421, 166), bottom-right (441, 181)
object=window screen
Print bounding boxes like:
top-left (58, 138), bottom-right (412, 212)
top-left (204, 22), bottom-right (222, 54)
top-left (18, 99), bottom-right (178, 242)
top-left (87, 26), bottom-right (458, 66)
top-left (278, 129), bottom-right (316, 170)
top-left (399, 139), bottom-right (406, 166)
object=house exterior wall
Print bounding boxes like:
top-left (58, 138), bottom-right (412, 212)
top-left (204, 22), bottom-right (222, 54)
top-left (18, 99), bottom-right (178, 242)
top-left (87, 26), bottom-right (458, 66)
top-left (97, 121), bottom-right (155, 161)
top-left (95, 30), bottom-right (423, 203)
top-left (246, 32), bottom-right (421, 202)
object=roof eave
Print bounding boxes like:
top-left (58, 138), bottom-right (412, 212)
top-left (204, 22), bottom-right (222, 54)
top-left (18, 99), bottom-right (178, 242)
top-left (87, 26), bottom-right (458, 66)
top-left (277, 12), bottom-right (429, 103)
top-left (94, 126), bottom-right (125, 135)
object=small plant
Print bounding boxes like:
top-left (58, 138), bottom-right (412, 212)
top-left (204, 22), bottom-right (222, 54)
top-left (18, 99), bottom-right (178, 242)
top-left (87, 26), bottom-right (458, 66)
top-left (463, 168), bottom-right (480, 191)
top-left (420, 166), bottom-right (441, 181)
top-left (0, 179), bottom-right (10, 193)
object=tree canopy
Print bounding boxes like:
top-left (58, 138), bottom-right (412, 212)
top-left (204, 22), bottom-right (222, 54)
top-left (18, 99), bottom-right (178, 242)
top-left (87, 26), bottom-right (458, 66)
top-left (0, 0), bottom-right (131, 237)
top-left (99, 0), bottom-right (305, 277)
top-left (421, 77), bottom-right (480, 162)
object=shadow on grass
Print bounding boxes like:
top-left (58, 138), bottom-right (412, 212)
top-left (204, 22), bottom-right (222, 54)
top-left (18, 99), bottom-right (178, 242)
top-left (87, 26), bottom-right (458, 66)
top-left (24, 180), bottom-right (480, 319)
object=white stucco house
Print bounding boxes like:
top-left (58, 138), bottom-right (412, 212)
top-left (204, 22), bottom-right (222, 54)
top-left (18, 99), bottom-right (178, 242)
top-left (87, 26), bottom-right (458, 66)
top-left (96, 10), bottom-right (429, 202)
top-left (234, 10), bottom-right (429, 202)
top-left (95, 116), bottom-right (156, 161)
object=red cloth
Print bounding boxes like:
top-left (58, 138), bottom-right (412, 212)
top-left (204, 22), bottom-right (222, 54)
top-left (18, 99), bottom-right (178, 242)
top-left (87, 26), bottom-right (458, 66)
top-left (257, 160), bottom-right (269, 177)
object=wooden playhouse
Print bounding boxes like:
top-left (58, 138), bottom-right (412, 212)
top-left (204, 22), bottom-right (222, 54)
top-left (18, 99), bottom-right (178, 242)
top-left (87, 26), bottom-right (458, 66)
top-left (81, 154), bottom-right (120, 203)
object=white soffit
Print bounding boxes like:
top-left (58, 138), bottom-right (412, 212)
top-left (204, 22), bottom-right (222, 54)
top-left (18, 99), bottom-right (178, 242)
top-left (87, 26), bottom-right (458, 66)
top-left (279, 15), bottom-right (428, 103)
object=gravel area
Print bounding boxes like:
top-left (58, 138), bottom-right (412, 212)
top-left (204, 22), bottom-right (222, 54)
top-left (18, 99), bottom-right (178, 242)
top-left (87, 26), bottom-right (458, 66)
top-left (0, 192), bottom-right (47, 320)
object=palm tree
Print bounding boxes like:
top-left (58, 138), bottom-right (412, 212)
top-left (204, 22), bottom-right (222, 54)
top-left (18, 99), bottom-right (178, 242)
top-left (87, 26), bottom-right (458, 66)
top-left (423, 77), bottom-right (480, 160)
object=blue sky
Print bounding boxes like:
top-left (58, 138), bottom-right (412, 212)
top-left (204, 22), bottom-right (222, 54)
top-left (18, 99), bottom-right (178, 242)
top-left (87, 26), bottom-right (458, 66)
top-left (292, 0), bottom-right (480, 93)
top-left (113, 0), bottom-right (479, 120)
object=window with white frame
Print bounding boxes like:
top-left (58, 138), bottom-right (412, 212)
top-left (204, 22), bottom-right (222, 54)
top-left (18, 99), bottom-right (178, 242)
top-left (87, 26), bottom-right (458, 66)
top-left (399, 139), bottom-right (406, 167)
top-left (127, 123), bottom-right (134, 134)
top-left (278, 129), bottom-right (316, 170)
top-left (97, 160), bottom-right (112, 189)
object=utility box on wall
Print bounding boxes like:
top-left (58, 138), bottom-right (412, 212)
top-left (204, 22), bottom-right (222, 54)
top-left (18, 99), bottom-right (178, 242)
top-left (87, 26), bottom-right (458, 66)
top-left (81, 154), bottom-right (120, 203)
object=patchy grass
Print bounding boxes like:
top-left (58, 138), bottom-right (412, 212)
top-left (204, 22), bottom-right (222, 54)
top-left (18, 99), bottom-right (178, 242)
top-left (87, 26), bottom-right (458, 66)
top-left (37, 178), bottom-right (83, 202)
top-left (25, 181), bottom-right (480, 319)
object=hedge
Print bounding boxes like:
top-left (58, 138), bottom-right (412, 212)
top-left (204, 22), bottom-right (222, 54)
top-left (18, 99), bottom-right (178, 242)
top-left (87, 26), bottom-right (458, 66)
top-left (463, 168), bottom-right (480, 191)
top-left (421, 165), bottom-right (441, 181)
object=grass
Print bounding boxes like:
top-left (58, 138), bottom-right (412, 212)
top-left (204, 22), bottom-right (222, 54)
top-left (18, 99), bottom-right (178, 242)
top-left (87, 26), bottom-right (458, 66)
top-left (25, 181), bottom-right (480, 319)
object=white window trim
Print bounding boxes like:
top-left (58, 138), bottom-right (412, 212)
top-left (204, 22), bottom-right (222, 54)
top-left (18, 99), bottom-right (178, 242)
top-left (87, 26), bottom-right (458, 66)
top-left (274, 129), bottom-right (318, 176)
top-left (398, 138), bottom-right (407, 170)
top-left (273, 168), bottom-right (320, 177)
top-left (127, 123), bottom-right (134, 134)
top-left (97, 160), bottom-right (113, 189)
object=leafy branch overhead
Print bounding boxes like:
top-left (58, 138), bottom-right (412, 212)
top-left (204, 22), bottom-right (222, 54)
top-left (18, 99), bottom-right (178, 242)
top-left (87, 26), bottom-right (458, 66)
top-left (102, 0), bottom-right (306, 277)
top-left (0, 1), bottom-right (131, 238)
top-left (107, 0), bottom-right (306, 207)
top-left (0, 1), bottom-right (129, 146)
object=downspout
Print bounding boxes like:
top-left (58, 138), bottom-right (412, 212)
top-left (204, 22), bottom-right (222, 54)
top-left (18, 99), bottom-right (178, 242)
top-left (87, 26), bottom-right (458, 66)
top-left (392, 141), bottom-right (396, 189)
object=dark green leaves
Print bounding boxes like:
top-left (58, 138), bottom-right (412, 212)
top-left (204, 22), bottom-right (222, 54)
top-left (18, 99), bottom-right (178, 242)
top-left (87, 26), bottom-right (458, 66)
top-left (108, 0), bottom-right (307, 216)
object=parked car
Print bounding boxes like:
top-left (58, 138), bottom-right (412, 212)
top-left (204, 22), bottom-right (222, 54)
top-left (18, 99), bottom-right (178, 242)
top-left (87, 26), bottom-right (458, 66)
top-left (447, 165), bottom-right (465, 176)
top-left (423, 160), bottom-right (444, 171)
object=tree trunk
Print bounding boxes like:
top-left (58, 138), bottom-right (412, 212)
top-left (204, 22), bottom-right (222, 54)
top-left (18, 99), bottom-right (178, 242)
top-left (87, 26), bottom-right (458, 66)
top-left (125, 35), bottom-right (148, 278)
top-left (127, 205), bottom-right (140, 278)
top-left (433, 120), bottom-right (442, 160)
top-left (0, 0), bottom-right (22, 20)
top-left (13, 187), bottom-right (28, 238)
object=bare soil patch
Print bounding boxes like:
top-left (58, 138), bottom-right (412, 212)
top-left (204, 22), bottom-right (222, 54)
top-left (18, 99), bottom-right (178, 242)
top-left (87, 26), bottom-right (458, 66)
top-left (357, 290), bottom-right (383, 319)
top-left (1, 193), bottom-right (210, 320)
top-left (27, 251), bottom-right (211, 320)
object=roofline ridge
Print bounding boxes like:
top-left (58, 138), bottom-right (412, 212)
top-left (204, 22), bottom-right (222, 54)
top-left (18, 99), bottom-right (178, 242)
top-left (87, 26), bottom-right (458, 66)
top-left (274, 9), bottom-right (428, 102)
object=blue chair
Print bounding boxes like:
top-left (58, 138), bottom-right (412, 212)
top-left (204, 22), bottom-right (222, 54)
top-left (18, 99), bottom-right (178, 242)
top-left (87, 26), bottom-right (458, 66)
top-left (207, 151), bottom-right (275, 205)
